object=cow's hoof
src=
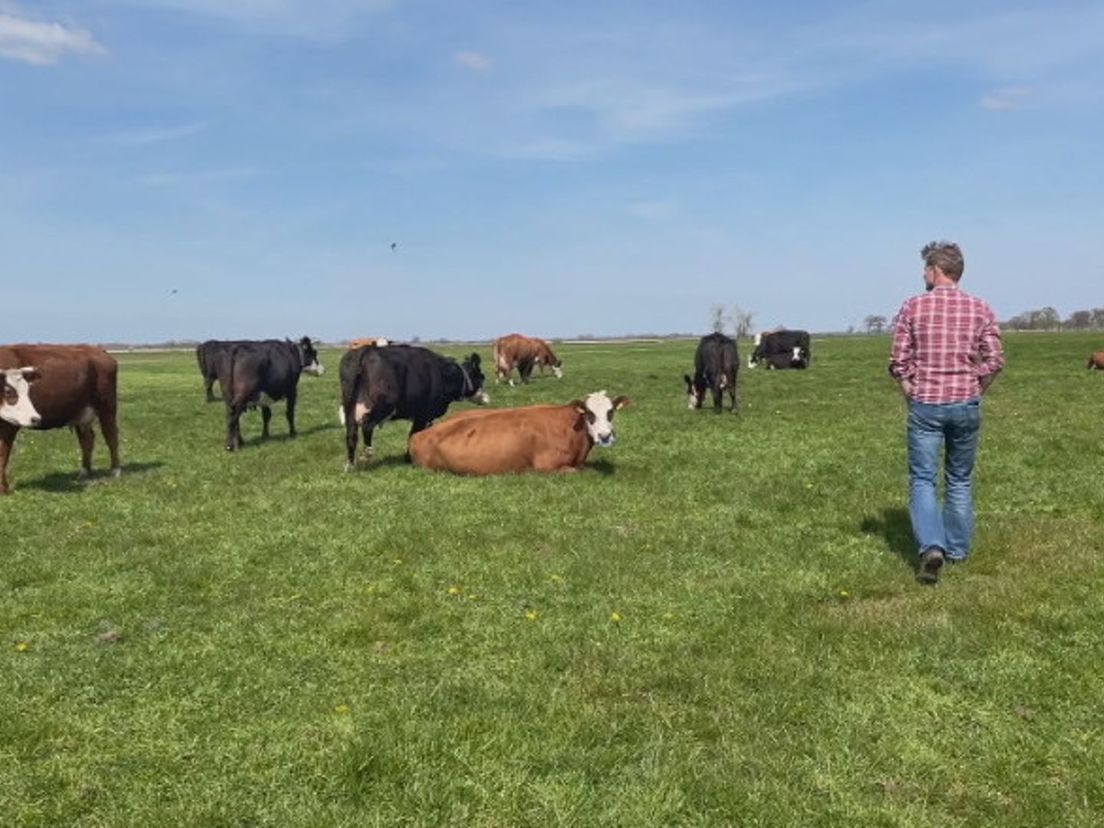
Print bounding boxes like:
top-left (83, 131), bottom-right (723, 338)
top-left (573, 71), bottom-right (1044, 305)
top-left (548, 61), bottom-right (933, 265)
top-left (111, 467), bottom-right (122, 478)
top-left (77, 468), bottom-right (91, 480)
top-left (344, 461), bottom-right (355, 473)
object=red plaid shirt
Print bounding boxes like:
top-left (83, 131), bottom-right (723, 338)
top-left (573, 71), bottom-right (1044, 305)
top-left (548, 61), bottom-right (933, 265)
top-left (889, 285), bottom-right (1005, 404)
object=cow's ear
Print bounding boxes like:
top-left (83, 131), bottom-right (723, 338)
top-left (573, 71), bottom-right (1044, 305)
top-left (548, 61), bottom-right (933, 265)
top-left (569, 399), bottom-right (586, 414)
top-left (20, 366), bottom-right (41, 383)
top-left (613, 395), bottom-right (630, 410)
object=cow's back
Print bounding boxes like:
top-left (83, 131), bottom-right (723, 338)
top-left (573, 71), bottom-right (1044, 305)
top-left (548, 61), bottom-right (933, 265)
top-left (410, 404), bottom-right (585, 474)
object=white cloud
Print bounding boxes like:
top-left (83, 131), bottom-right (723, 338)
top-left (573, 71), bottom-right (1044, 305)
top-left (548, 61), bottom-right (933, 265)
top-left (112, 122), bottom-right (208, 146)
top-left (980, 86), bottom-right (1031, 111)
top-left (138, 166), bottom-right (258, 187)
top-left (455, 50), bottom-right (492, 72)
top-left (0, 12), bottom-right (105, 65)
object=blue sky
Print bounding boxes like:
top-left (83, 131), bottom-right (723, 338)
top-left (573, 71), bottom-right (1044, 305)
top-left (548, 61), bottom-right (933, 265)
top-left (2, 1), bottom-right (1102, 342)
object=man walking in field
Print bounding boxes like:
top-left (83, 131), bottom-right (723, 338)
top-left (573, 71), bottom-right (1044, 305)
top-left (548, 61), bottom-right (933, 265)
top-left (889, 241), bottom-right (1005, 583)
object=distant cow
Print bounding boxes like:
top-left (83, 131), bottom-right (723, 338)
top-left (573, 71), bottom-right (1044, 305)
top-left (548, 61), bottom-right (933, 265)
top-left (219, 337), bottom-right (324, 451)
top-left (684, 333), bottom-right (739, 413)
top-left (0, 344), bottom-right (121, 494)
top-left (339, 345), bottom-right (489, 468)
top-left (749, 329), bottom-right (811, 369)
top-left (348, 337), bottom-right (390, 350)
top-left (492, 333), bottom-right (563, 385)
top-left (410, 391), bottom-right (630, 475)
top-left (1088, 352), bottom-right (1104, 370)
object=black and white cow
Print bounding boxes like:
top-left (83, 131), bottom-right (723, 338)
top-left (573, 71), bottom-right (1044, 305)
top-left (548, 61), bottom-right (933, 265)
top-left (219, 337), bottom-right (324, 451)
top-left (684, 332), bottom-right (739, 413)
top-left (339, 344), bottom-right (489, 469)
top-left (749, 329), bottom-right (811, 369)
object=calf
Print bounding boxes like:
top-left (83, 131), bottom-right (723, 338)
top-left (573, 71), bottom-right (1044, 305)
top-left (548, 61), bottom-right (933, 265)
top-left (219, 337), bottom-right (324, 451)
top-left (684, 332), bottom-right (739, 413)
top-left (339, 345), bottom-right (489, 468)
top-left (492, 333), bottom-right (563, 385)
top-left (410, 391), bottom-right (630, 475)
top-left (0, 344), bottom-right (121, 494)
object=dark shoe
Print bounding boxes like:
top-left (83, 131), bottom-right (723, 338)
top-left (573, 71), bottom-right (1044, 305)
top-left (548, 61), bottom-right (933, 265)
top-left (918, 548), bottom-right (944, 584)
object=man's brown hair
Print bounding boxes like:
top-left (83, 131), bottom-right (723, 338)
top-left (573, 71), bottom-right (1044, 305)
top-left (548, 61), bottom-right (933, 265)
top-left (921, 240), bottom-right (964, 281)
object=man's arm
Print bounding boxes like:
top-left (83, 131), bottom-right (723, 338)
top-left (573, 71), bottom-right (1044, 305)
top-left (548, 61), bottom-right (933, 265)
top-left (976, 311), bottom-right (1005, 395)
top-left (888, 303), bottom-right (915, 399)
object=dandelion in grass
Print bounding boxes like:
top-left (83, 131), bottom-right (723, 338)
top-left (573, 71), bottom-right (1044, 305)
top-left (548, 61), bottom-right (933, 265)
top-left (448, 585), bottom-right (461, 596)
top-left (16, 641), bottom-right (30, 652)
top-left (524, 610), bottom-right (539, 621)
top-left (467, 594), bottom-right (478, 601)
top-left (610, 612), bottom-right (623, 623)
top-left (393, 558), bottom-right (403, 565)
top-left (549, 574), bottom-right (564, 582)
top-left (334, 704), bottom-right (350, 715)
top-left (663, 612), bottom-right (674, 621)
top-left (839, 590), bottom-right (850, 598)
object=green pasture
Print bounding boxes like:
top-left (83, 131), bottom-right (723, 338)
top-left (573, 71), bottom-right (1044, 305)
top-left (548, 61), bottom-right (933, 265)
top-left (3, 334), bottom-right (1103, 826)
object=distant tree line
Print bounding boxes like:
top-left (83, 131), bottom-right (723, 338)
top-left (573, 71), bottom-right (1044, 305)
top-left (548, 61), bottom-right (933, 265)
top-left (1003, 306), bottom-right (1104, 331)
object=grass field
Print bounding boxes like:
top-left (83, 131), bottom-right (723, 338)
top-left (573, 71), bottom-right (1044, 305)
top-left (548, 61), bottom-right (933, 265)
top-left (3, 333), bottom-right (1103, 826)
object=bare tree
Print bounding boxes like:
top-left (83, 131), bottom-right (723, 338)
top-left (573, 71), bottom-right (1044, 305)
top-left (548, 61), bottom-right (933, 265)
top-left (709, 304), bottom-right (727, 334)
top-left (732, 306), bottom-right (756, 339)
top-left (863, 314), bottom-right (888, 334)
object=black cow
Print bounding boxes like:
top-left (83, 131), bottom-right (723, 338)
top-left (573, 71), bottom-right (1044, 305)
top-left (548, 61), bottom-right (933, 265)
top-left (219, 337), bottom-right (324, 451)
top-left (749, 329), bottom-right (810, 369)
top-left (684, 332), bottom-right (739, 413)
top-left (196, 339), bottom-right (248, 402)
top-left (339, 345), bottom-right (489, 469)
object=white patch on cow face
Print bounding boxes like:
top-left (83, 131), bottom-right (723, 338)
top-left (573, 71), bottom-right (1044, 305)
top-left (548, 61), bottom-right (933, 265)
top-left (0, 367), bottom-right (43, 428)
top-left (377, 338), bottom-right (390, 347)
top-left (474, 389), bottom-right (491, 405)
top-left (792, 346), bottom-right (801, 362)
top-left (754, 333), bottom-right (763, 346)
top-left (552, 365), bottom-right (563, 379)
top-left (583, 391), bottom-right (620, 447)
top-left (303, 360), bottom-right (324, 376)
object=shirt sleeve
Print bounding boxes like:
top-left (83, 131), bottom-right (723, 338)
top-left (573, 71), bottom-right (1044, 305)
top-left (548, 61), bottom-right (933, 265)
top-left (888, 302), bottom-right (915, 382)
top-left (976, 309), bottom-right (1005, 378)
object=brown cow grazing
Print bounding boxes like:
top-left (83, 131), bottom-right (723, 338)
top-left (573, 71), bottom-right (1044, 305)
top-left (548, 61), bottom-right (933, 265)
top-left (0, 344), bottom-right (121, 494)
top-left (410, 391), bottom-right (629, 475)
top-left (492, 333), bottom-right (563, 385)
top-left (1087, 352), bottom-right (1104, 370)
top-left (348, 337), bottom-right (390, 349)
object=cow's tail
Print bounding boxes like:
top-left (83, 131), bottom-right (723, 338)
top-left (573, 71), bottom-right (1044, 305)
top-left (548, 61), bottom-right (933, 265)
top-left (196, 344), bottom-right (207, 377)
top-left (216, 345), bottom-right (237, 401)
top-left (492, 339), bottom-right (501, 373)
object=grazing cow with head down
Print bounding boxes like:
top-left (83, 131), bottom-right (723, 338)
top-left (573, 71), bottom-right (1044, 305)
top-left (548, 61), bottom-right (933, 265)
top-left (492, 333), bottom-right (563, 385)
top-left (0, 344), bottom-right (121, 495)
top-left (749, 329), bottom-right (811, 369)
top-left (339, 344), bottom-right (489, 469)
top-left (1088, 352), bottom-right (1104, 370)
top-left (684, 332), bottom-right (739, 413)
top-left (410, 391), bottom-right (630, 475)
top-left (219, 337), bottom-right (324, 451)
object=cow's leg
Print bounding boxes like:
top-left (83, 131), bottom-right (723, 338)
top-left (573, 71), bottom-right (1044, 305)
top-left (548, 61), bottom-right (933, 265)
top-left (260, 405), bottom-right (272, 439)
top-left (344, 407), bottom-right (360, 470)
top-left (285, 388), bottom-right (298, 437)
top-left (711, 386), bottom-right (723, 412)
top-left (520, 359), bottom-right (534, 384)
top-left (0, 423), bottom-right (17, 495)
top-left (225, 400), bottom-right (244, 451)
top-left (98, 406), bottom-right (122, 476)
top-left (75, 424), bottom-right (96, 478)
top-left (729, 380), bottom-right (740, 413)
top-left (205, 376), bottom-right (217, 402)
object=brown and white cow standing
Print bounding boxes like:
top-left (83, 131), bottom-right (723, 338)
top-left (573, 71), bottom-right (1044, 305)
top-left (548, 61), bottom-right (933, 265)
top-left (1087, 352), bottom-right (1104, 370)
top-left (409, 391), bottom-right (629, 475)
top-left (0, 344), bottom-right (121, 494)
top-left (492, 333), bottom-right (563, 385)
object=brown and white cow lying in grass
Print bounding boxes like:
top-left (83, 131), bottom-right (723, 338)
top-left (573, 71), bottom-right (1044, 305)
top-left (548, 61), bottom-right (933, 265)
top-left (1087, 352), bottom-right (1104, 370)
top-left (410, 391), bottom-right (629, 475)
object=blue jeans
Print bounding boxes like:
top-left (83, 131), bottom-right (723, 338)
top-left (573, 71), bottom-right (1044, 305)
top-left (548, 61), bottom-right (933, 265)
top-left (907, 399), bottom-right (981, 561)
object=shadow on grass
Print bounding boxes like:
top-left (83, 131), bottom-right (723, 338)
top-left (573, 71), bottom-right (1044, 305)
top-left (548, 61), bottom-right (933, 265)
top-left (238, 421), bottom-right (341, 448)
top-left (860, 506), bottom-right (918, 574)
top-left (587, 458), bottom-right (617, 476)
top-left (18, 461), bottom-right (166, 495)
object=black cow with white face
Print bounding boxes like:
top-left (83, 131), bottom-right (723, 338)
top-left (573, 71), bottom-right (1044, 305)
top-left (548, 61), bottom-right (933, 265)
top-left (749, 329), bottom-right (811, 369)
top-left (684, 332), bottom-right (739, 413)
top-left (339, 344), bottom-right (489, 469)
top-left (219, 337), bottom-right (324, 451)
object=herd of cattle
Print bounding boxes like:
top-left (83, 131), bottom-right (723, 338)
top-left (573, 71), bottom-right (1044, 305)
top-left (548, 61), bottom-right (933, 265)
top-left (3, 331), bottom-right (1099, 493)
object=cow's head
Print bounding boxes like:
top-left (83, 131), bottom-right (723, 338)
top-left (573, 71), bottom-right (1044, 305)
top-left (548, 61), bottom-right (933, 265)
top-left (572, 390), bottom-right (630, 447)
top-left (1, 367), bottom-right (43, 427)
top-left (297, 336), bottom-right (324, 376)
top-left (461, 352), bottom-right (490, 405)
top-left (683, 374), bottom-right (706, 409)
